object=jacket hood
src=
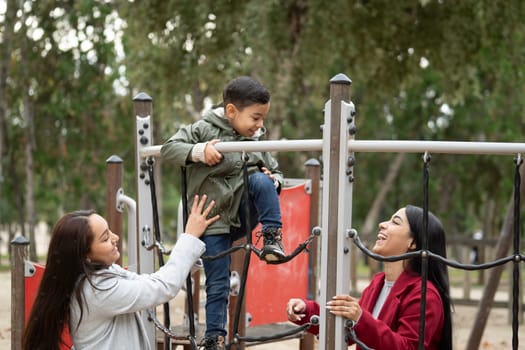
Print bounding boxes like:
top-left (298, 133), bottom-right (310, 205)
top-left (203, 107), bottom-right (266, 139)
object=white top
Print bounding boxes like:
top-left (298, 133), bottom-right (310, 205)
top-left (371, 280), bottom-right (395, 319)
top-left (69, 233), bottom-right (205, 350)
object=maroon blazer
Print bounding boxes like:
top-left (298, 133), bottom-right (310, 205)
top-left (295, 270), bottom-right (444, 350)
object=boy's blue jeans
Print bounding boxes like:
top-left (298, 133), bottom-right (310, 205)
top-left (201, 172), bottom-right (281, 338)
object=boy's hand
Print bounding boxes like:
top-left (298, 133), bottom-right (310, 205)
top-left (204, 139), bottom-right (223, 166)
top-left (185, 194), bottom-right (220, 237)
top-left (261, 166), bottom-right (280, 189)
top-left (260, 166), bottom-right (277, 182)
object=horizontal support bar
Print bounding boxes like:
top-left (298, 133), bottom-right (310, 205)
top-left (350, 140), bottom-right (525, 155)
top-left (141, 145), bottom-right (162, 158)
top-left (139, 140), bottom-right (323, 158)
top-left (140, 140), bottom-right (525, 158)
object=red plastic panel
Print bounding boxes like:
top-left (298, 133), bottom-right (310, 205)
top-left (24, 262), bottom-right (46, 326)
top-left (246, 183), bottom-right (311, 326)
top-left (25, 262), bottom-right (73, 349)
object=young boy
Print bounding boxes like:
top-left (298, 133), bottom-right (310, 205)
top-left (161, 76), bottom-right (286, 349)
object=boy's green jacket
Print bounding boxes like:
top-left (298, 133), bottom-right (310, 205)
top-left (161, 108), bottom-right (283, 235)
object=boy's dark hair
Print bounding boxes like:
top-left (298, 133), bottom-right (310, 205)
top-left (223, 76), bottom-right (270, 110)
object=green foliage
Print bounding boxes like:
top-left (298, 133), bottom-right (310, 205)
top-left (1, 0), bottom-right (524, 242)
top-left (2, 0), bottom-right (133, 225)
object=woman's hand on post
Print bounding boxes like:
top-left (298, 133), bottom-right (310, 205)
top-left (326, 295), bottom-right (362, 324)
top-left (185, 195), bottom-right (220, 238)
top-left (286, 298), bottom-right (306, 322)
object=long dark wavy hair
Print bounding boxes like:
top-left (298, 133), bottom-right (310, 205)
top-left (405, 205), bottom-right (452, 350)
top-left (22, 210), bottom-right (99, 350)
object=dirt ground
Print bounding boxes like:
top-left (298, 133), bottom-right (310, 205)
top-left (1, 270), bottom-right (523, 350)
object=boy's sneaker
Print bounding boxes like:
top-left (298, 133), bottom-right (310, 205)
top-left (261, 227), bottom-right (286, 262)
top-left (200, 335), bottom-right (225, 350)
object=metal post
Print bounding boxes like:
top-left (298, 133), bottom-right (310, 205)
top-left (133, 92), bottom-right (156, 349)
top-left (300, 158), bottom-right (321, 350)
top-left (11, 235), bottom-right (30, 350)
top-left (319, 73), bottom-right (352, 350)
top-left (117, 190), bottom-right (138, 272)
top-left (106, 155), bottom-right (138, 271)
top-left (106, 155), bottom-right (123, 266)
top-left (229, 244), bottom-right (247, 350)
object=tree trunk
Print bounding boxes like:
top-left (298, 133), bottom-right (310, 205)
top-left (478, 198), bottom-right (495, 284)
top-left (465, 163), bottom-right (525, 350)
top-left (0, 0), bottom-right (16, 228)
top-left (8, 147), bottom-right (25, 238)
top-left (24, 95), bottom-right (36, 261)
top-left (19, 5), bottom-right (37, 261)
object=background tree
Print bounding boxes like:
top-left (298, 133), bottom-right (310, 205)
top-left (0, 0), bottom-right (522, 283)
top-left (118, 0), bottom-right (525, 239)
top-left (0, 0), bottom-right (524, 346)
top-left (1, 0), bottom-right (132, 257)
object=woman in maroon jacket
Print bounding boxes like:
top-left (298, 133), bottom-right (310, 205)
top-left (287, 205), bottom-right (452, 350)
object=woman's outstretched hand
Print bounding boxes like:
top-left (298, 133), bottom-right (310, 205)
top-left (286, 298), bottom-right (307, 322)
top-left (185, 195), bottom-right (220, 238)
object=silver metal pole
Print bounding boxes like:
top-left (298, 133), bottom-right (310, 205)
top-left (140, 139), bottom-right (324, 158)
top-left (319, 73), bottom-right (353, 350)
top-left (347, 140), bottom-right (525, 155)
top-left (133, 92), bottom-right (156, 350)
top-left (117, 190), bottom-right (138, 272)
top-left (141, 140), bottom-right (525, 159)
top-left (135, 114), bottom-right (155, 275)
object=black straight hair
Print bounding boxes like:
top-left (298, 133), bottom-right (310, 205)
top-left (405, 205), bottom-right (452, 350)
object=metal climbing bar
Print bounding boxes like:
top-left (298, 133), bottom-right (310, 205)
top-left (146, 158), bottom-right (172, 350)
top-left (140, 147), bottom-right (320, 349)
top-left (234, 317), bottom-right (317, 343)
top-left (180, 166), bottom-right (201, 345)
top-left (349, 230), bottom-right (519, 270)
top-left (131, 74), bottom-right (525, 350)
top-left (139, 140), bottom-right (525, 159)
top-left (200, 233), bottom-right (318, 264)
top-left (344, 320), bottom-right (372, 350)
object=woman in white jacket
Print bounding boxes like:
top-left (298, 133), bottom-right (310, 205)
top-left (23, 195), bottom-right (219, 350)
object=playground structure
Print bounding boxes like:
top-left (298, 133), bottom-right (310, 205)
top-left (10, 73), bottom-right (525, 350)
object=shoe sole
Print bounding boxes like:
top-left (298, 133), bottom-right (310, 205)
top-left (261, 247), bottom-right (286, 261)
